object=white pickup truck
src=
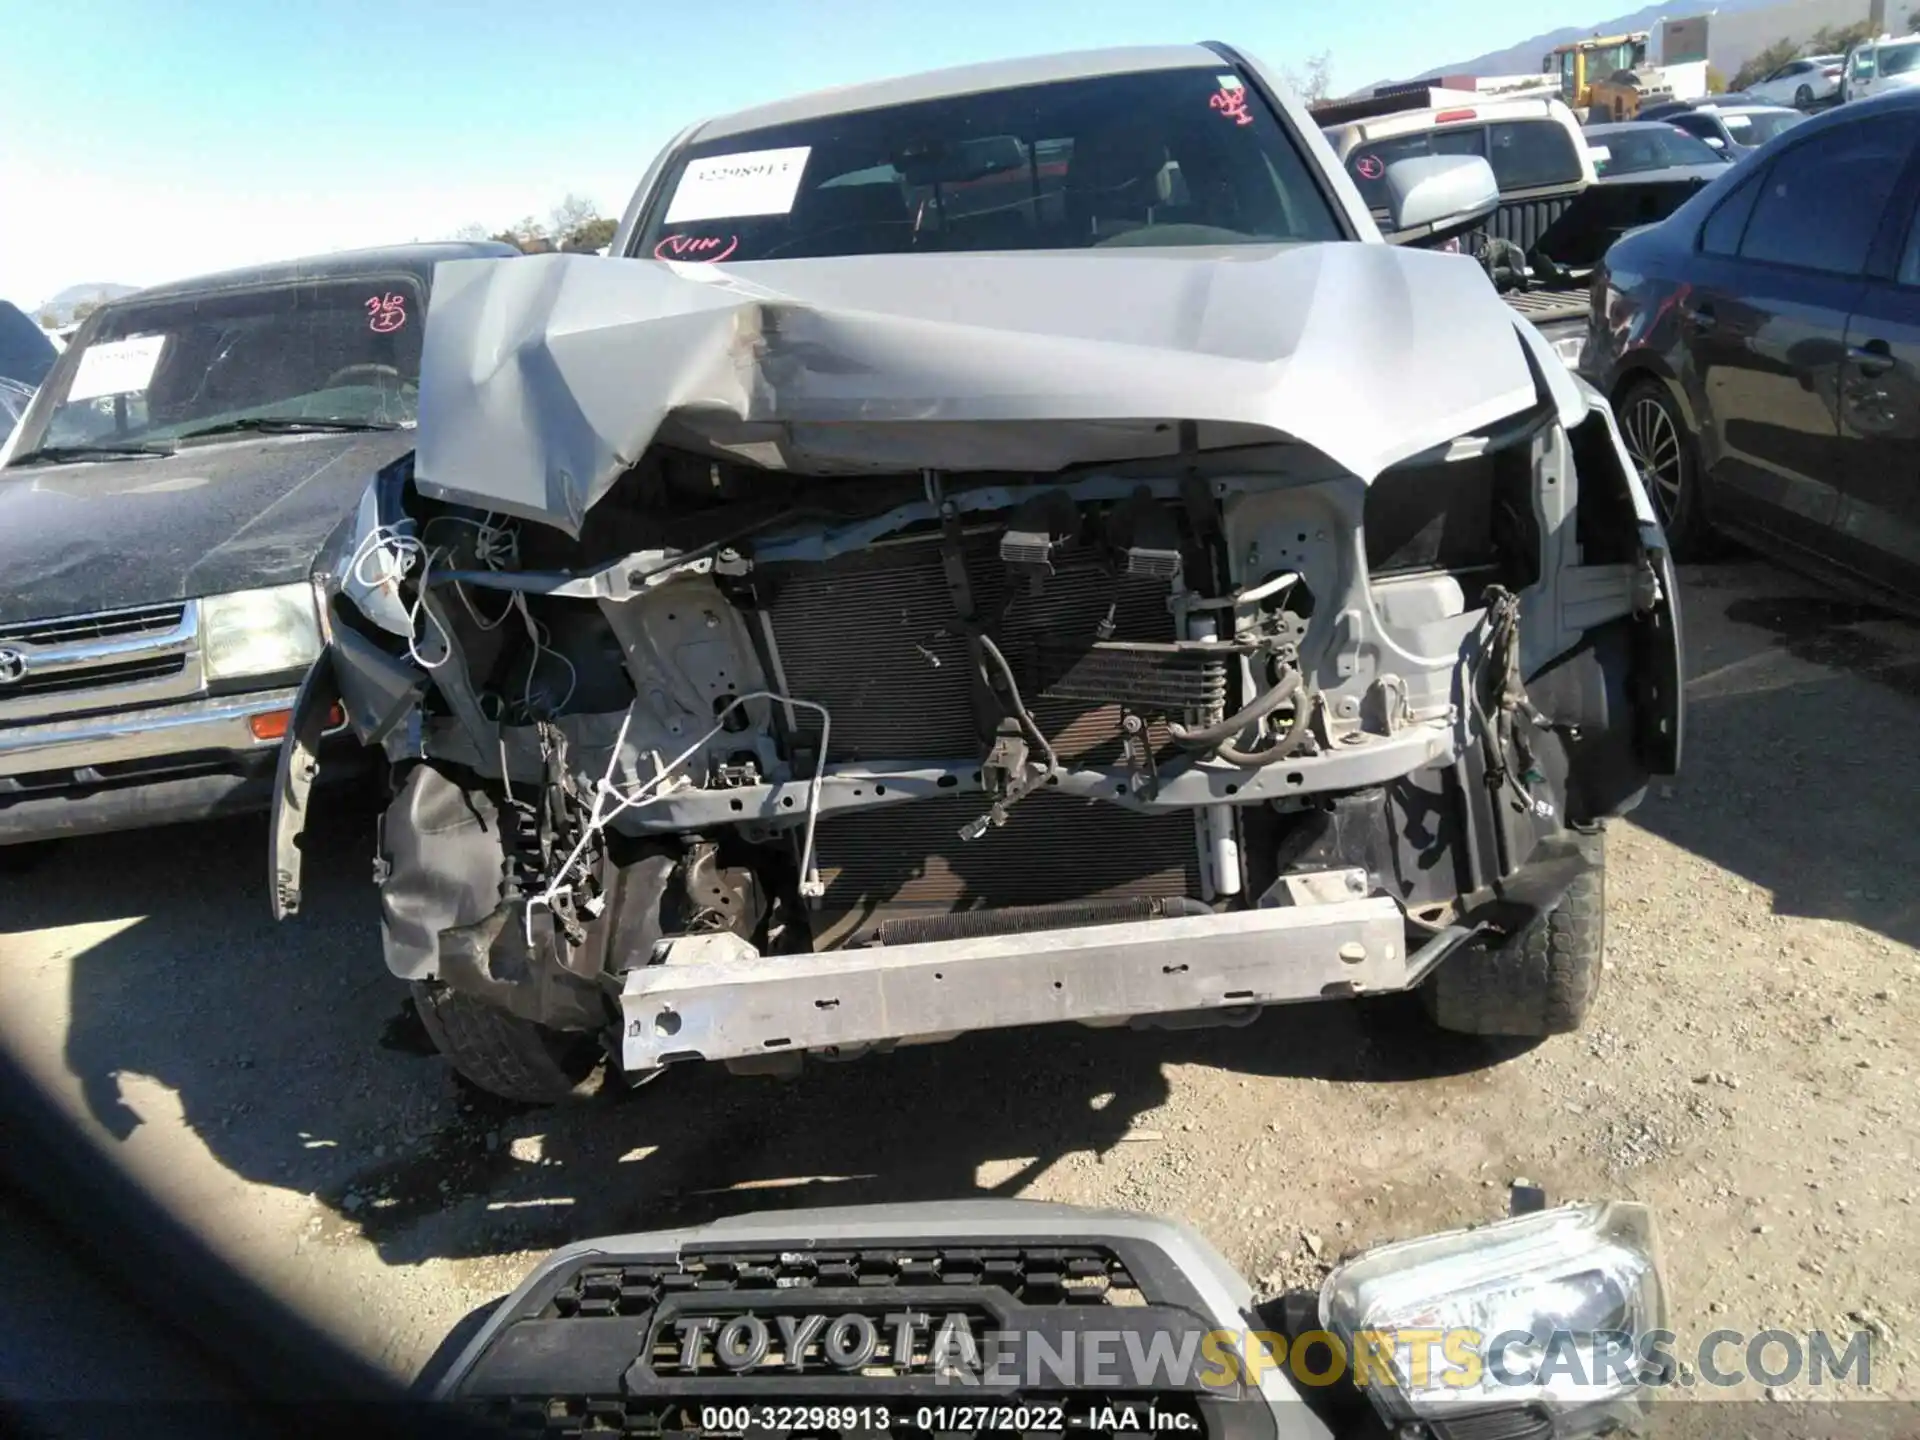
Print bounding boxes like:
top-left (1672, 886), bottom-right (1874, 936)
top-left (1319, 91), bottom-right (1719, 371)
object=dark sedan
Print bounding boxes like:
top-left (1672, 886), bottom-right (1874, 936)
top-left (1583, 89), bottom-right (1920, 608)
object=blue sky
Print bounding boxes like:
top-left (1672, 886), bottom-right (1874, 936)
top-left (3, 0), bottom-right (1607, 306)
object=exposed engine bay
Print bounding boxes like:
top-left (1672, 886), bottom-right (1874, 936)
top-left (267, 247), bottom-right (1682, 1094)
top-left (298, 399), bottom-right (1671, 1050)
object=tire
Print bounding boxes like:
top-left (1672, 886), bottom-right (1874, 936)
top-left (0, 841), bottom-right (57, 874)
top-left (1617, 376), bottom-right (1718, 559)
top-left (1794, 84), bottom-right (1814, 108)
top-left (410, 981), bottom-right (600, 1103)
top-left (1423, 832), bottom-right (1606, 1038)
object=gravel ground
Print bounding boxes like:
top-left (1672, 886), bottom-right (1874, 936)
top-left (1, 558), bottom-right (1916, 1404)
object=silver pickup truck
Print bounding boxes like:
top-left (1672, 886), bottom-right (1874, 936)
top-left (273, 44), bottom-right (1684, 1102)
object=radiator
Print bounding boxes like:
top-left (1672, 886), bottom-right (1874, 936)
top-left (763, 529), bottom-right (1218, 764)
top-left (765, 527), bottom-right (1216, 947)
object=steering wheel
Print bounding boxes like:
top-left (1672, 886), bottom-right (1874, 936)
top-left (323, 363), bottom-right (403, 389)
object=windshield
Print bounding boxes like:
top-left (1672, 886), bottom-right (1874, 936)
top-left (634, 67), bottom-right (1344, 261)
top-left (1590, 39), bottom-right (1643, 77)
top-left (1882, 40), bottom-right (1920, 75)
top-left (22, 275), bottom-right (424, 456)
top-left (1591, 125), bottom-right (1724, 174)
top-left (1719, 108), bottom-right (1805, 145)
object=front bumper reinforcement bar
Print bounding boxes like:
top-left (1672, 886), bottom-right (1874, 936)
top-left (621, 897), bottom-right (1429, 1070)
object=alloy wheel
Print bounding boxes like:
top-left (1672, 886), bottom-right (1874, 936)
top-left (1623, 394), bottom-right (1685, 527)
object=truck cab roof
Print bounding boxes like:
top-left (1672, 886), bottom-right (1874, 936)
top-left (1321, 94), bottom-right (1587, 154)
top-left (124, 241), bottom-right (521, 306)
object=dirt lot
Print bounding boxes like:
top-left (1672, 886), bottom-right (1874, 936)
top-left (2, 558), bottom-right (1917, 1403)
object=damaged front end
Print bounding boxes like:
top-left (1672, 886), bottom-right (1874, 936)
top-left (272, 249), bottom-right (1682, 1099)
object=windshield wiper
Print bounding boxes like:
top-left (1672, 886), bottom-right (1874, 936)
top-left (10, 440), bottom-right (177, 465)
top-left (175, 416), bottom-right (405, 440)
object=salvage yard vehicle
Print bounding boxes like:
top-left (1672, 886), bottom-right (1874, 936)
top-left (0, 242), bottom-right (514, 848)
top-left (1637, 97), bottom-right (1805, 156)
top-left (1318, 94), bottom-right (1594, 253)
top-left (1743, 53), bottom-right (1845, 110)
top-left (1584, 89), bottom-right (1920, 608)
top-left (273, 44), bottom-right (1684, 1102)
top-left (1840, 34), bottom-right (1920, 103)
top-left (1584, 120), bottom-right (1731, 185)
top-left (433, 1196), bottom-right (1670, 1439)
top-left (1316, 93), bottom-right (1714, 372)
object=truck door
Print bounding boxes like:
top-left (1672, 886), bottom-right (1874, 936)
top-left (1690, 116), bottom-right (1916, 548)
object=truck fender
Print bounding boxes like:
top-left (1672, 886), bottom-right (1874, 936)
top-left (268, 652), bottom-right (341, 921)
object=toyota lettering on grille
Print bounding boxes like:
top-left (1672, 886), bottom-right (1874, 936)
top-left (0, 646), bottom-right (28, 685)
top-left (662, 1310), bottom-right (983, 1376)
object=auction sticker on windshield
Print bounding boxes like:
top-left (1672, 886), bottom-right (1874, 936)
top-left (67, 334), bottom-right (167, 402)
top-left (665, 146), bottom-right (812, 223)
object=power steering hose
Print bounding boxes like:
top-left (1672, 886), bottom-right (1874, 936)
top-left (1168, 669), bottom-right (1302, 749)
top-left (1214, 680), bottom-right (1316, 768)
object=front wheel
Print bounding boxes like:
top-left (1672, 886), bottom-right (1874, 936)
top-left (1618, 376), bottom-right (1717, 558)
top-left (1794, 83), bottom-right (1814, 108)
top-left (1423, 832), bottom-right (1606, 1038)
top-left (411, 981), bottom-right (601, 1102)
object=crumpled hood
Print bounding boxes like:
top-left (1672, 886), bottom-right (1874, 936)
top-left (0, 430), bottom-right (413, 625)
top-left (415, 246), bottom-right (1546, 536)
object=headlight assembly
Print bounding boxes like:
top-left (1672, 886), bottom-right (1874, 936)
top-left (1321, 1202), bottom-right (1666, 1435)
top-left (200, 582), bottom-right (324, 681)
top-left (1551, 330), bottom-right (1587, 371)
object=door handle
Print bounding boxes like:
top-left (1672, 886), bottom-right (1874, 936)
top-left (1849, 339), bottom-right (1895, 376)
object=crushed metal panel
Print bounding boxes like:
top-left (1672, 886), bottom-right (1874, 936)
top-left (413, 246), bottom-right (1543, 535)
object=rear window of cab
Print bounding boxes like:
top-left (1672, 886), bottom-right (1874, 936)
top-left (1345, 118), bottom-right (1584, 210)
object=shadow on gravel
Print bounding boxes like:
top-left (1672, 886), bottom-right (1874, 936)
top-left (317, 988), bottom-right (1522, 1267)
top-left (25, 558), bottom-right (1912, 1279)
top-left (1628, 566), bottom-right (1920, 950)
top-left (7, 800), bottom-right (1528, 1271)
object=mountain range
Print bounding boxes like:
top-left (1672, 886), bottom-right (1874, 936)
top-left (35, 282), bottom-right (139, 327)
top-left (1383, 0), bottom-right (1884, 89)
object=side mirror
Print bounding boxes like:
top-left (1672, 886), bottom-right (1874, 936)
top-left (1381, 154), bottom-right (1500, 246)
